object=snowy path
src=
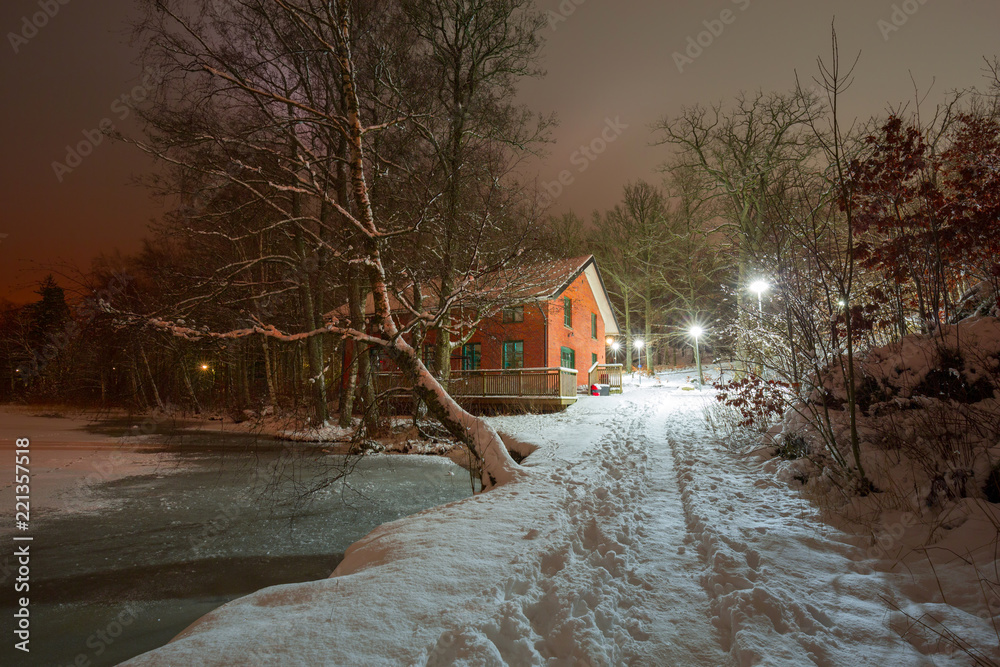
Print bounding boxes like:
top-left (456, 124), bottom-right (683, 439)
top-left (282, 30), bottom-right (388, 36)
top-left (655, 391), bottom-right (925, 665)
top-left (443, 394), bottom-right (729, 665)
top-left (126, 385), bottom-right (948, 666)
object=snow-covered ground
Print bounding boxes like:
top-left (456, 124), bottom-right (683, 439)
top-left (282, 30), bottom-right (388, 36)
top-left (123, 371), bottom-right (999, 666)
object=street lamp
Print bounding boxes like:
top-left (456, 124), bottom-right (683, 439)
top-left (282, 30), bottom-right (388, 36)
top-left (749, 280), bottom-right (769, 378)
top-left (749, 280), bottom-right (769, 313)
top-left (690, 326), bottom-right (704, 387)
top-left (634, 338), bottom-right (644, 371)
top-left (610, 341), bottom-right (620, 362)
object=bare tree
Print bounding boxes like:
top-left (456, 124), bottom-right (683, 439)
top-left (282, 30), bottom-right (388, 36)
top-left (592, 181), bottom-right (669, 371)
top-left (129, 0), bottom-right (543, 487)
top-left (399, 0), bottom-right (553, 384)
top-left (794, 25), bottom-right (871, 490)
top-left (653, 90), bottom-right (820, 370)
top-left (655, 164), bottom-right (726, 361)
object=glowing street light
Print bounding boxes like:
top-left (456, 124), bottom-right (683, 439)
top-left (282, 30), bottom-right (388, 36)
top-left (690, 326), bottom-right (705, 387)
top-left (633, 338), bottom-right (644, 372)
top-left (610, 341), bottom-right (620, 362)
top-left (749, 280), bottom-right (769, 313)
top-left (200, 363), bottom-right (210, 371)
top-left (749, 280), bottom-right (770, 377)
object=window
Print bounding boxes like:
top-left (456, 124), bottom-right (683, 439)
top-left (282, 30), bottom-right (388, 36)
top-left (560, 346), bottom-right (575, 370)
top-left (502, 305), bottom-right (524, 323)
top-left (422, 344), bottom-right (435, 368)
top-left (563, 297), bottom-right (572, 328)
top-left (502, 341), bottom-right (524, 369)
top-left (591, 313), bottom-right (598, 339)
top-left (462, 343), bottom-right (481, 371)
top-left (592, 352), bottom-right (598, 366)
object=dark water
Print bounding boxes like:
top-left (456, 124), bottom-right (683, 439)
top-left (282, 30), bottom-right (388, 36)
top-left (1, 426), bottom-right (474, 667)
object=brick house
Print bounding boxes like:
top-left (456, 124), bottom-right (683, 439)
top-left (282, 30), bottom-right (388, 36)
top-left (342, 255), bottom-right (620, 406)
top-left (442, 255), bottom-right (620, 381)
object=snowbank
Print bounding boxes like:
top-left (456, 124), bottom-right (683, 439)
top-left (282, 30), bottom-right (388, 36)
top-left (124, 373), bottom-right (998, 665)
top-left (763, 318), bottom-right (1000, 663)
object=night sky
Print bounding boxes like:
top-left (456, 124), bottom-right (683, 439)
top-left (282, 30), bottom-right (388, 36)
top-left (1, 0), bottom-right (998, 304)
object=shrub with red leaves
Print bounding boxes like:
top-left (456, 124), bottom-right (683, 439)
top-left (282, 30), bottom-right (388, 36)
top-left (713, 375), bottom-right (790, 430)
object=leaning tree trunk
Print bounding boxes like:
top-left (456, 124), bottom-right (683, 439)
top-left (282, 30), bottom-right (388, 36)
top-left (332, 0), bottom-right (517, 487)
top-left (384, 340), bottom-right (520, 488)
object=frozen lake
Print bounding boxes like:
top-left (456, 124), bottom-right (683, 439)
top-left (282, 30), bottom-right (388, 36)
top-left (0, 410), bottom-right (475, 667)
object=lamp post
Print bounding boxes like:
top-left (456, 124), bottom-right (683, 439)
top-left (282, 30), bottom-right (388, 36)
top-left (749, 280), bottom-right (769, 377)
top-left (610, 341), bottom-right (620, 363)
top-left (750, 280), bottom-right (769, 314)
top-left (690, 326), bottom-right (704, 388)
top-left (199, 362), bottom-right (215, 406)
top-left (634, 338), bottom-right (644, 371)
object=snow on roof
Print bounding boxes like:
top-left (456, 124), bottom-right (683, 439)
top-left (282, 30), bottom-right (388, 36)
top-left (327, 255), bottom-right (621, 334)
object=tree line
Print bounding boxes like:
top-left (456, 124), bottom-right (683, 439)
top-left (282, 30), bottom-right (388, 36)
top-left (1, 13), bottom-right (998, 489)
top-left (553, 49), bottom-right (1000, 389)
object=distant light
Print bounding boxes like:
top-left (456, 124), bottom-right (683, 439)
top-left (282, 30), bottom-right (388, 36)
top-left (690, 326), bottom-right (704, 338)
top-left (837, 300), bottom-right (846, 307)
top-left (634, 339), bottom-right (644, 349)
top-left (749, 280), bottom-right (770, 296)
top-left (605, 337), bottom-right (614, 346)
top-left (200, 364), bottom-right (209, 371)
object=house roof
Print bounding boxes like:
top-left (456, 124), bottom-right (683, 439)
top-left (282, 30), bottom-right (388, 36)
top-left (555, 255), bottom-right (621, 335)
top-left (514, 255), bottom-right (596, 300)
top-left (328, 254), bottom-right (621, 335)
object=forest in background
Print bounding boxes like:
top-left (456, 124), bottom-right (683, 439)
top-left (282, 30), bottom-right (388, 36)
top-left (0, 6), bottom-right (998, 485)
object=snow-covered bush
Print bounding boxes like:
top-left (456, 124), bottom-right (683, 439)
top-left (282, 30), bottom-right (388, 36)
top-left (773, 317), bottom-right (1000, 513)
top-left (774, 432), bottom-right (809, 460)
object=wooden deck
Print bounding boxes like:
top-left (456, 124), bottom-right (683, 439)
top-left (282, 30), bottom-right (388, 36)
top-left (376, 367), bottom-right (579, 411)
top-left (588, 363), bottom-right (623, 394)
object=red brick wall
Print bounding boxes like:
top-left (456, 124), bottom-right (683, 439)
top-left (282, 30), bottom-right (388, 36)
top-left (462, 301), bottom-right (548, 370)
top-left (546, 273), bottom-right (606, 382)
top-left (405, 273), bottom-right (608, 380)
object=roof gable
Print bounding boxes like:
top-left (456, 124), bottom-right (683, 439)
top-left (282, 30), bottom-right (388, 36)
top-left (327, 254), bottom-right (621, 335)
top-left (542, 256), bottom-right (620, 335)
top-left (580, 261), bottom-right (620, 335)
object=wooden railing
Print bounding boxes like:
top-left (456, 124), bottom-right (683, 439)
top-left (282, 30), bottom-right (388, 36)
top-left (376, 367), bottom-right (578, 400)
top-left (588, 363), bottom-right (623, 394)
